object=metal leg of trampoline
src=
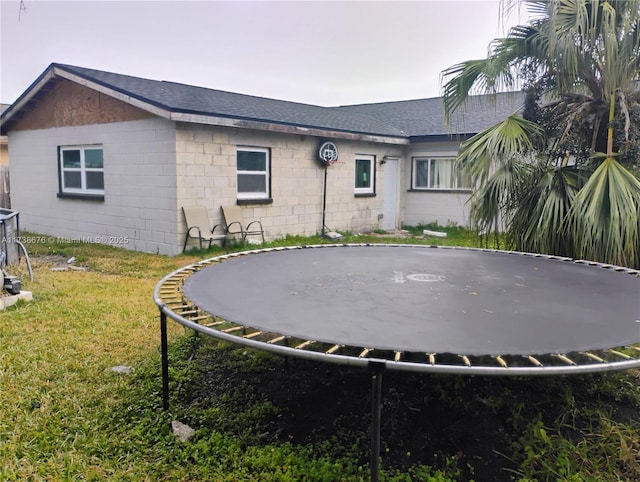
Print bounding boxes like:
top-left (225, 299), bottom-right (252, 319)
top-left (161, 310), bottom-right (170, 411)
top-left (370, 362), bottom-right (385, 482)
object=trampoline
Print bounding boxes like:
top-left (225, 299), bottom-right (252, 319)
top-left (155, 244), bottom-right (640, 480)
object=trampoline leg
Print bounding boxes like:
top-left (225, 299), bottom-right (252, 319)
top-left (160, 310), bottom-right (170, 411)
top-left (370, 362), bottom-right (385, 482)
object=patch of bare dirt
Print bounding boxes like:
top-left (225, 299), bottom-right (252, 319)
top-left (180, 342), bottom-right (640, 481)
top-left (32, 255), bottom-right (89, 271)
top-left (365, 229), bottom-right (413, 238)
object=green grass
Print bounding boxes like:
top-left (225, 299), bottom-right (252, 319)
top-left (1, 228), bottom-right (638, 481)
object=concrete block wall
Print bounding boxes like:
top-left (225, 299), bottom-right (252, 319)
top-left (176, 123), bottom-right (404, 247)
top-left (7, 114), bottom-right (476, 256)
top-left (401, 141), bottom-right (472, 228)
top-left (9, 117), bottom-right (179, 254)
top-left (403, 191), bottom-right (471, 228)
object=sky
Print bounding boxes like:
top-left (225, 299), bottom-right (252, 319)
top-left (1, 0), bottom-right (531, 107)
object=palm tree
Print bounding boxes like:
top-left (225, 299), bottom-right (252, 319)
top-left (442, 0), bottom-right (640, 267)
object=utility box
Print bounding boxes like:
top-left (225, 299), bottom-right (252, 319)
top-left (0, 208), bottom-right (20, 265)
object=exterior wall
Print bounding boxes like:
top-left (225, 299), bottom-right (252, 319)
top-left (402, 190), bottom-right (471, 228)
top-left (176, 123), bottom-right (404, 249)
top-left (9, 117), bottom-right (179, 254)
top-left (9, 112), bottom-right (406, 257)
top-left (8, 113), bottom-right (473, 255)
top-left (401, 140), bottom-right (472, 228)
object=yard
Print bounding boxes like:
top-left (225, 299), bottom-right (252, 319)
top-left (1, 228), bottom-right (639, 481)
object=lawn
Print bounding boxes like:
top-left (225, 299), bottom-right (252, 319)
top-left (1, 228), bottom-right (638, 481)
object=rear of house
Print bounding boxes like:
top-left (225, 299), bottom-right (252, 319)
top-left (0, 63), bottom-right (523, 255)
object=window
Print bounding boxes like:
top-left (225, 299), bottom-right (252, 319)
top-left (354, 154), bottom-right (375, 195)
top-left (412, 157), bottom-right (471, 190)
top-left (237, 147), bottom-right (270, 200)
top-left (59, 145), bottom-right (104, 196)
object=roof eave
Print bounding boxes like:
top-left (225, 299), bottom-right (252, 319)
top-left (409, 133), bottom-right (477, 143)
top-left (171, 112), bottom-right (409, 144)
top-left (0, 67), bottom-right (57, 134)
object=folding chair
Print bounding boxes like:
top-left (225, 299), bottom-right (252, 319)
top-left (221, 205), bottom-right (265, 244)
top-left (182, 206), bottom-right (227, 254)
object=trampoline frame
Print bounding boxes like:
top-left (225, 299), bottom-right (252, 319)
top-left (154, 244), bottom-right (640, 481)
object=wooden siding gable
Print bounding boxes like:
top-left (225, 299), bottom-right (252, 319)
top-left (9, 78), bottom-right (157, 131)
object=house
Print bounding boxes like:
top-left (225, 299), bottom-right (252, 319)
top-left (0, 63), bottom-right (523, 255)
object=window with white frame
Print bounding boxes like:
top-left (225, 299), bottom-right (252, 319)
top-left (354, 154), bottom-right (375, 195)
top-left (412, 156), bottom-right (471, 190)
top-left (59, 145), bottom-right (105, 195)
top-left (237, 147), bottom-right (270, 200)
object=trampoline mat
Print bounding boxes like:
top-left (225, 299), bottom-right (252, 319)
top-left (183, 246), bottom-right (640, 356)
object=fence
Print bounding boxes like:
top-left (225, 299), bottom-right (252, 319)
top-left (0, 165), bottom-right (9, 209)
top-left (0, 208), bottom-right (20, 265)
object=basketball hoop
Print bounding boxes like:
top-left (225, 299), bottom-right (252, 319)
top-left (318, 141), bottom-right (339, 166)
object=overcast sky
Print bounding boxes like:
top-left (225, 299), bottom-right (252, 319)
top-left (1, 0), bottom-right (530, 107)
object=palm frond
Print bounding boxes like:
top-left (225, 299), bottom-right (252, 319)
top-left (512, 166), bottom-right (583, 256)
top-left (468, 156), bottom-right (532, 233)
top-left (442, 58), bottom-right (516, 119)
top-left (457, 114), bottom-right (545, 184)
top-left (442, 22), bottom-right (545, 118)
top-left (571, 157), bottom-right (640, 267)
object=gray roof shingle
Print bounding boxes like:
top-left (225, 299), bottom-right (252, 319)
top-left (3, 63), bottom-right (525, 140)
top-left (337, 92), bottom-right (526, 138)
top-left (56, 64), bottom-right (407, 138)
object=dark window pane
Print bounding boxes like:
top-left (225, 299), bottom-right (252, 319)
top-left (238, 173), bottom-right (266, 193)
top-left (64, 172), bottom-right (82, 188)
top-left (237, 150), bottom-right (266, 171)
top-left (414, 159), bottom-right (428, 187)
top-left (355, 159), bottom-right (371, 188)
top-left (86, 172), bottom-right (104, 190)
top-left (85, 149), bottom-right (103, 168)
top-left (62, 150), bottom-right (81, 168)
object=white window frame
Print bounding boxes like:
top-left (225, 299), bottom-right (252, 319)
top-left (236, 146), bottom-right (270, 200)
top-left (411, 155), bottom-right (471, 191)
top-left (59, 145), bottom-right (105, 195)
top-left (354, 154), bottom-right (375, 195)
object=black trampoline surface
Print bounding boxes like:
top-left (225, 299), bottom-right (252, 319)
top-left (182, 245), bottom-right (640, 357)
